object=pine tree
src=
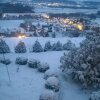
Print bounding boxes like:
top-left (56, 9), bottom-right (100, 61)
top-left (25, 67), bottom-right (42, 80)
top-left (15, 41), bottom-right (27, 53)
top-left (44, 41), bottom-right (52, 52)
top-left (52, 41), bottom-right (63, 51)
top-left (63, 40), bottom-right (76, 50)
top-left (60, 32), bottom-right (100, 88)
top-left (32, 40), bottom-right (43, 52)
top-left (0, 39), bottom-right (10, 53)
top-left (0, 39), bottom-right (11, 83)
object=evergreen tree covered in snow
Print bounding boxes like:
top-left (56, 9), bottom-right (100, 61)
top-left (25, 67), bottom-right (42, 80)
top-left (90, 91), bottom-right (100, 100)
top-left (52, 41), bottom-right (63, 51)
top-left (44, 41), bottom-right (52, 52)
top-left (63, 40), bottom-right (76, 50)
top-left (15, 41), bottom-right (27, 53)
top-left (0, 39), bottom-right (10, 53)
top-left (32, 40), bottom-right (43, 52)
top-left (60, 32), bottom-right (100, 88)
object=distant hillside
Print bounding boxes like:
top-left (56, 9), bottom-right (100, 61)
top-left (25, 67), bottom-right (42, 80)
top-left (0, 3), bottom-right (34, 13)
top-left (0, 0), bottom-right (10, 3)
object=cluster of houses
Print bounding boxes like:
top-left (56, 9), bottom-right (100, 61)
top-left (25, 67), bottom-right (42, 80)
top-left (0, 13), bottom-right (100, 38)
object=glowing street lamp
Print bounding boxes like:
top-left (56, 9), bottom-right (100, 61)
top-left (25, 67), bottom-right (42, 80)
top-left (43, 14), bottom-right (50, 19)
top-left (18, 35), bottom-right (22, 39)
top-left (17, 34), bottom-right (26, 40)
top-left (77, 23), bottom-right (84, 31)
top-left (22, 35), bottom-right (26, 38)
top-left (69, 20), bottom-right (74, 25)
top-left (63, 19), bottom-right (70, 24)
top-left (63, 19), bottom-right (67, 24)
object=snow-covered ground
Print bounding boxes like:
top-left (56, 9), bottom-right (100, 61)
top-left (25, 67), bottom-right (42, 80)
top-left (0, 20), bottom-right (23, 30)
top-left (0, 37), bottom-right (90, 100)
top-left (0, 51), bottom-right (63, 100)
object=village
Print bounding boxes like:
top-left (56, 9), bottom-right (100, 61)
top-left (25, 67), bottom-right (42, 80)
top-left (0, 12), bottom-right (99, 38)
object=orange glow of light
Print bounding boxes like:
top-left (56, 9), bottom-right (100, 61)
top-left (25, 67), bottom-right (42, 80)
top-left (63, 19), bottom-right (67, 24)
top-left (63, 19), bottom-right (70, 24)
top-left (22, 35), bottom-right (26, 38)
top-left (77, 23), bottom-right (84, 31)
top-left (69, 21), bottom-right (74, 25)
top-left (18, 35), bottom-right (22, 39)
top-left (17, 35), bottom-right (26, 39)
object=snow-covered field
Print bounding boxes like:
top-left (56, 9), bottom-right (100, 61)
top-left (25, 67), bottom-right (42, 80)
top-left (0, 51), bottom-right (63, 100)
top-left (0, 20), bottom-right (48, 31)
top-left (0, 37), bottom-right (90, 100)
top-left (0, 20), bottom-right (23, 30)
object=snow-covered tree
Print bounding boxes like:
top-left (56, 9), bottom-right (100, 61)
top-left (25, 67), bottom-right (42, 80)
top-left (44, 69), bottom-right (58, 80)
top-left (0, 39), bottom-right (10, 53)
top-left (89, 91), bottom-right (100, 100)
top-left (15, 57), bottom-right (28, 65)
top-left (52, 41), bottom-right (63, 51)
top-left (44, 41), bottom-right (52, 52)
top-left (63, 40), bottom-right (76, 50)
top-left (15, 41), bottom-right (27, 53)
top-left (60, 32), bottom-right (100, 88)
top-left (38, 63), bottom-right (50, 72)
top-left (45, 76), bottom-right (60, 92)
top-left (39, 90), bottom-right (58, 100)
top-left (28, 59), bottom-right (40, 68)
top-left (0, 58), bottom-right (11, 65)
top-left (32, 40), bottom-right (43, 52)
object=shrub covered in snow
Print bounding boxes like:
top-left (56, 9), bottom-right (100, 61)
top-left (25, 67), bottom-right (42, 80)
top-left (15, 57), bottom-right (28, 65)
top-left (89, 91), bottom-right (100, 100)
top-left (28, 59), bottom-right (40, 68)
top-left (44, 70), bottom-right (58, 80)
top-left (38, 63), bottom-right (50, 72)
top-left (60, 32), bottom-right (100, 88)
top-left (44, 41), bottom-right (52, 52)
top-left (0, 58), bottom-right (11, 65)
top-left (32, 40), bottom-right (43, 52)
top-left (39, 90), bottom-right (58, 100)
top-left (45, 77), bottom-right (60, 92)
top-left (0, 39), bottom-right (10, 53)
top-left (63, 40), bottom-right (76, 50)
top-left (52, 41), bottom-right (63, 51)
top-left (15, 41), bottom-right (27, 53)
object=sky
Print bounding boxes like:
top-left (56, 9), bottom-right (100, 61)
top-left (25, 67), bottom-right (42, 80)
top-left (0, 0), bottom-right (100, 3)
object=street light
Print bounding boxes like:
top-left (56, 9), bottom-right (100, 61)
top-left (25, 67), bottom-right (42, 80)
top-left (17, 34), bottom-right (27, 40)
top-left (77, 23), bottom-right (84, 31)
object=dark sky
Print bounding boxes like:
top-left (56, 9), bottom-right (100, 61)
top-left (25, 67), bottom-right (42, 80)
top-left (0, 0), bottom-right (99, 3)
